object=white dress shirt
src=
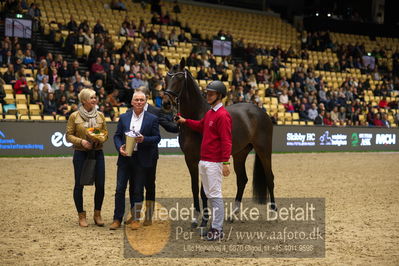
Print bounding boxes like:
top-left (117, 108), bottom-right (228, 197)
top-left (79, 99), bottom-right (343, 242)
top-left (130, 110), bottom-right (144, 150)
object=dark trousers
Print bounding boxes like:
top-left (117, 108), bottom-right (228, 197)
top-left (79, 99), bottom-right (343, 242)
top-left (113, 155), bottom-right (148, 222)
top-left (129, 160), bottom-right (157, 206)
top-left (72, 150), bottom-right (105, 213)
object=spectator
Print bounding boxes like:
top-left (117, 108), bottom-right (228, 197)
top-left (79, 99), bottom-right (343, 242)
top-left (323, 112), bottom-right (334, 126)
top-left (178, 29), bottom-right (188, 42)
top-left (83, 29), bottom-right (95, 46)
top-left (91, 57), bottom-right (106, 82)
top-left (106, 89), bottom-right (123, 107)
top-left (0, 78), bottom-right (6, 104)
top-left (97, 87), bottom-right (107, 105)
top-left (93, 19), bottom-right (107, 34)
top-left (66, 84), bottom-right (78, 105)
top-left (330, 106), bottom-right (339, 123)
top-left (131, 73), bottom-right (144, 90)
top-left (3, 64), bottom-right (16, 84)
top-left (381, 113), bottom-right (391, 128)
top-left (43, 93), bottom-right (57, 116)
top-left (153, 50), bottom-right (165, 64)
top-left (314, 110), bottom-right (325, 125)
top-left (67, 16), bottom-right (78, 32)
top-left (308, 103), bottom-right (318, 121)
top-left (338, 106), bottom-right (347, 124)
top-left (39, 76), bottom-right (53, 93)
top-left (279, 89), bottom-right (289, 105)
top-left (29, 83), bottom-right (43, 106)
top-left (378, 97), bottom-right (389, 108)
top-left (14, 75), bottom-right (28, 94)
top-left (299, 104), bottom-right (309, 121)
top-left (57, 95), bottom-right (69, 116)
top-left (111, 0), bottom-right (127, 11)
top-left (373, 113), bottom-right (384, 127)
top-left (55, 83), bottom-right (66, 102)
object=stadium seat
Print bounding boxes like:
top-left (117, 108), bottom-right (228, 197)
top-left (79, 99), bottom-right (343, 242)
top-left (4, 114), bottom-right (17, 120)
top-left (15, 94), bottom-right (27, 104)
top-left (29, 104), bottom-right (41, 115)
top-left (19, 115), bottom-right (30, 120)
top-left (3, 84), bottom-right (13, 94)
top-left (43, 115), bottom-right (55, 121)
top-left (119, 107), bottom-right (128, 114)
top-left (4, 94), bottom-right (15, 104)
top-left (4, 104), bottom-right (17, 115)
top-left (30, 115), bottom-right (42, 120)
top-left (16, 104), bottom-right (28, 115)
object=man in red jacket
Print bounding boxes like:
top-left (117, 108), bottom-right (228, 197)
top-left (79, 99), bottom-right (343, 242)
top-left (177, 80), bottom-right (232, 241)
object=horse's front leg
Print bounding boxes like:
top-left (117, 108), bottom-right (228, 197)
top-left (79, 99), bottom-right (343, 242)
top-left (185, 156), bottom-right (201, 228)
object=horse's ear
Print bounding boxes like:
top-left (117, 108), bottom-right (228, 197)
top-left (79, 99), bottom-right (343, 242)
top-left (165, 57), bottom-right (172, 69)
top-left (179, 57), bottom-right (186, 70)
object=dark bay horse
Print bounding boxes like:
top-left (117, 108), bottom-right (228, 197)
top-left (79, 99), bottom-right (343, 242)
top-left (164, 58), bottom-right (276, 227)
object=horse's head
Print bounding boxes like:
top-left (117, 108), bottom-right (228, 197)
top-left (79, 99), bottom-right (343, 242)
top-left (164, 57), bottom-right (186, 106)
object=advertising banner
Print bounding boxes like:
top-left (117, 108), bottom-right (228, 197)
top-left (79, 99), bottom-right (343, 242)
top-left (273, 126), bottom-right (398, 152)
top-left (0, 122), bottom-right (398, 156)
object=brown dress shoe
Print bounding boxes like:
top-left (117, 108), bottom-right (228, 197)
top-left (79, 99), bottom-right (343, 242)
top-left (130, 220), bottom-right (141, 230)
top-left (78, 212), bottom-right (88, 227)
top-left (93, 210), bottom-right (104, 227)
top-left (109, 220), bottom-right (121, 230)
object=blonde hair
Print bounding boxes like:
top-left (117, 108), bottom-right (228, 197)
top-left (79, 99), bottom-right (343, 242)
top-left (78, 88), bottom-right (96, 103)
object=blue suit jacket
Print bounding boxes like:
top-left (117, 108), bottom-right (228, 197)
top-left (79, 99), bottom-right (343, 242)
top-left (114, 110), bottom-right (161, 168)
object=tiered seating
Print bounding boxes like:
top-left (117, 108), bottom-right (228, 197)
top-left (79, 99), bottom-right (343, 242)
top-left (331, 32), bottom-right (395, 71)
top-left (37, 0), bottom-right (192, 62)
top-left (162, 2), bottom-right (299, 50)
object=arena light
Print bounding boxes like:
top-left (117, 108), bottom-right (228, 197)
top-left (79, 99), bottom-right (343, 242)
top-left (315, 12), bottom-right (319, 16)
top-left (327, 13), bottom-right (331, 17)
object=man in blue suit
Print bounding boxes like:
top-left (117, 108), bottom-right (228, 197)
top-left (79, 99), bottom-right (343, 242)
top-left (126, 87), bottom-right (178, 227)
top-left (110, 91), bottom-right (161, 230)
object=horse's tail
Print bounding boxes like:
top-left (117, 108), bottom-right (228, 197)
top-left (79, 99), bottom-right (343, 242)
top-left (252, 153), bottom-right (271, 204)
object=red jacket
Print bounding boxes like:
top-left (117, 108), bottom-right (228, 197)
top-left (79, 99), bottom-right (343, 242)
top-left (14, 79), bottom-right (27, 94)
top-left (185, 105), bottom-right (232, 162)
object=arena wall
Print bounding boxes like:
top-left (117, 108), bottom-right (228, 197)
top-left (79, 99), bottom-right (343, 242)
top-left (0, 122), bottom-right (398, 156)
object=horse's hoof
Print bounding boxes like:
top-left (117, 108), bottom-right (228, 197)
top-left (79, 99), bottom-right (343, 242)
top-left (198, 227), bottom-right (208, 237)
top-left (270, 203), bottom-right (278, 211)
top-left (200, 220), bottom-right (208, 228)
top-left (227, 216), bottom-right (235, 223)
top-left (191, 221), bottom-right (199, 228)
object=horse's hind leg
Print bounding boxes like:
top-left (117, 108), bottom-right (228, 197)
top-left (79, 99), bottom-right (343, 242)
top-left (252, 143), bottom-right (277, 210)
top-left (233, 144), bottom-right (253, 203)
top-left (229, 144), bottom-right (252, 221)
top-left (199, 184), bottom-right (209, 228)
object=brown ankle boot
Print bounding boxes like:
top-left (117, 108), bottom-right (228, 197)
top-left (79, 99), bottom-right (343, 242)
top-left (93, 210), bottom-right (104, 226)
top-left (109, 220), bottom-right (121, 230)
top-left (78, 212), bottom-right (88, 227)
top-left (130, 203), bottom-right (142, 230)
top-left (143, 201), bottom-right (154, 226)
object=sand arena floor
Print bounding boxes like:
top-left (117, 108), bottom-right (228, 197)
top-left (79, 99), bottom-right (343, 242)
top-left (0, 153), bottom-right (398, 265)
